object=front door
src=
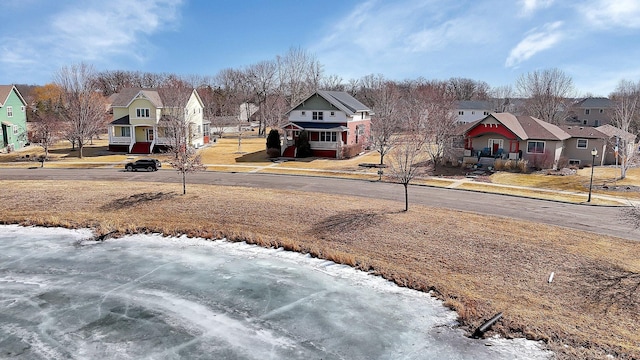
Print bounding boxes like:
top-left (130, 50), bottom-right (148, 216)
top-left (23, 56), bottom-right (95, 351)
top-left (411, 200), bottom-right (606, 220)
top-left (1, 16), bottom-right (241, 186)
top-left (146, 128), bottom-right (154, 141)
top-left (488, 139), bottom-right (503, 155)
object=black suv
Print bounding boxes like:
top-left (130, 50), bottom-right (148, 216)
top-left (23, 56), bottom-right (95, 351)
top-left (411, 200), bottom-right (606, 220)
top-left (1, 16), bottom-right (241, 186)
top-left (125, 159), bottom-right (162, 172)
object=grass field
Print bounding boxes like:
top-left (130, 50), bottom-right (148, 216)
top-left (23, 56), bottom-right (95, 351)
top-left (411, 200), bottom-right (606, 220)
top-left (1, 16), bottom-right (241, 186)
top-left (1, 180), bottom-right (638, 359)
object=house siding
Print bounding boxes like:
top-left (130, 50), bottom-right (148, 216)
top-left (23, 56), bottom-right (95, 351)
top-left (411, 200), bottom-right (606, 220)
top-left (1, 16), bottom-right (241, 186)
top-left (0, 87), bottom-right (27, 151)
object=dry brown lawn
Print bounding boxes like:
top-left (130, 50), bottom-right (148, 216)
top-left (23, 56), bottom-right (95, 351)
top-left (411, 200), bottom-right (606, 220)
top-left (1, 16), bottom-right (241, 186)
top-left (1, 179), bottom-right (639, 359)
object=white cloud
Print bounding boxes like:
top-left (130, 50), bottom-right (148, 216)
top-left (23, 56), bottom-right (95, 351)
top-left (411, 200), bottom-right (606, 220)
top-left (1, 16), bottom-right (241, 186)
top-left (519, 0), bottom-right (554, 16)
top-left (0, 0), bottom-right (184, 82)
top-left (505, 21), bottom-right (564, 67)
top-left (579, 0), bottom-right (640, 29)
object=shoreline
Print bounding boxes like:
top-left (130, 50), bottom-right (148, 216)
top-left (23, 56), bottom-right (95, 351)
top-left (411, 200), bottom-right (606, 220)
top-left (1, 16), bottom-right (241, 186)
top-left (1, 179), bottom-right (639, 358)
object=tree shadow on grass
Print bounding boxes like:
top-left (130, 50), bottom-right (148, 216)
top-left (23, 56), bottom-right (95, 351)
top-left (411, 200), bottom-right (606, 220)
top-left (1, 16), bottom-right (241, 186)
top-left (100, 191), bottom-right (177, 211)
top-left (311, 210), bottom-right (402, 236)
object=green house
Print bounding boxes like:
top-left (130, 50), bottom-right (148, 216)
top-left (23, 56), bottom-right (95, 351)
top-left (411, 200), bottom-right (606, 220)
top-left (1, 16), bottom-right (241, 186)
top-left (0, 85), bottom-right (28, 152)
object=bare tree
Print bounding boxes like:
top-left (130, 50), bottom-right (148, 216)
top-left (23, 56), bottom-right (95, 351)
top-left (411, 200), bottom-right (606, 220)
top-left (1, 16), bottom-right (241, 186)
top-left (368, 80), bottom-right (402, 165)
top-left (158, 87), bottom-right (205, 194)
top-left (276, 47), bottom-right (322, 107)
top-left (609, 79), bottom-right (640, 179)
top-left (31, 85), bottom-right (65, 166)
top-left (516, 68), bottom-right (575, 125)
top-left (246, 60), bottom-right (278, 136)
top-left (420, 81), bottom-right (458, 168)
top-left (387, 131), bottom-right (428, 212)
top-left (489, 85), bottom-right (515, 113)
top-left (447, 77), bottom-right (490, 100)
top-left (54, 63), bottom-right (108, 158)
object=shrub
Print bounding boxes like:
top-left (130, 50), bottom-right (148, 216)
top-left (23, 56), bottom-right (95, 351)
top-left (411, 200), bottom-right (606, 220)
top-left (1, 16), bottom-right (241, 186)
top-left (341, 143), bottom-right (363, 159)
top-left (493, 159), bottom-right (505, 171)
top-left (557, 156), bottom-right (569, 169)
top-left (516, 159), bottom-right (529, 173)
top-left (295, 130), bottom-right (312, 158)
top-left (266, 129), bottom-right (281, 152)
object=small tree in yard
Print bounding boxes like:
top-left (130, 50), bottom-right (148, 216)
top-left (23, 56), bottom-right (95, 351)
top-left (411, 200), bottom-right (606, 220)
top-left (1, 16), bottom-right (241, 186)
top-left (609, 79), bottom-right (640, 180)
top-left (160, 87), bottom-right (205, 195)
top-left (387, 132), bottom-right (428, 211)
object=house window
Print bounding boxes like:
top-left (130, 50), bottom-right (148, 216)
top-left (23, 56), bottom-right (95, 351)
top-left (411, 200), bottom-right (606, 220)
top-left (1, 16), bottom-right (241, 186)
top-left (585, 109), bottom-right (590, 115)
top-left (136, 108), bottom-right (150, 118)
top-left (301, 111), bottom-right (306, 116)
top-left (313, 111), bottom-right (323, 120)
top-left (472, 111), bottom-right (475, 115)
top-left (582, 120), bottom-right (588, 125)
top-left (13, 125), bottom-right (19, 134)
top-left (599, 109), bottom-right (604, 113)
top-left (120, 127), bottom-right (131, 137)
top-left (319, 131), bottom-right (336, 142)
top-left (6, 106), bottom-right (12, 117)
top-left (594, 120), bottom-right (599, 126)
top-left (569, 159), bottom-right (581, 165)
top-left (330, 111), bottom-right (335, 116)
top-left (458, 111), bottom-right (464, 115)
top-left (527, 141), bottom-right (545, 154)
top-left (21, 106), bottom-right (25, 112)
top-left (576, 138), bottom-right (588, 149)
top-left (484, 111), bottom-right (489, 115)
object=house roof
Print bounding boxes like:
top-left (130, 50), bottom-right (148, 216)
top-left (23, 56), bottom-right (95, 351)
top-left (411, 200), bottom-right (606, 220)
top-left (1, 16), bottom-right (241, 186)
top-left (596, 124), bottom-right (637, 142)
top-left (285, 121), bottom-right (348, 131)
top-left (110, 115), bottom-right (130, 125)
top-left (456, 100), bottom-right (493, 110)
top-left (560, 125), bottom-right (607, 139)
top-left (287, 90), bottom-right (371, 116)
top-left (110, 88), bottom-right (200, 108)
top-left (466, 113), bottom-right (571, 141)
top-left (573, 97), bottom-right (613, 108)
top-left (0, 85), bottom-right (27, 107)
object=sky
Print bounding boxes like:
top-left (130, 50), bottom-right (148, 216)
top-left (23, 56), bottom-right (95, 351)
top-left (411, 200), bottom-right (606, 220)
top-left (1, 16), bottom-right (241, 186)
top-left (1, 0), bottom-right (640, 96)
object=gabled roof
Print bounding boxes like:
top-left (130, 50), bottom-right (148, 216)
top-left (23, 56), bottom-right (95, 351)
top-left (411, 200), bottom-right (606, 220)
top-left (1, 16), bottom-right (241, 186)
top-left (456, 100), bottom-right (493, 110)
top-left (573, 97), bottom-right (613, 108)
top-left (466, 113), bottom-right (571, 141)
top-left (560, 125), bottom-right (607, 139)
top-left (110, 88), bottom-right (201, 109)
top-left (287, 90), bottom-right (371, 116)
top-left (596, 124), bottom-right (637, 142)
top-left (0, 85), bottom-right (27, 107)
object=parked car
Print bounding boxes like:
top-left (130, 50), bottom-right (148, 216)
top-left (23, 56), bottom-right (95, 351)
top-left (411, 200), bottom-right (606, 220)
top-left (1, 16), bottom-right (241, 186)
top-left (125, 159), bottom-right (162, 172)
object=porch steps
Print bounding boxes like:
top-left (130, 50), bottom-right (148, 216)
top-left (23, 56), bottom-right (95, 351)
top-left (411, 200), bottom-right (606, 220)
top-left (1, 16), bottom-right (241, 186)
top-left (130, 142), bottom-right (151, 154)
top-left (282, 146), bottom-right (296, 158)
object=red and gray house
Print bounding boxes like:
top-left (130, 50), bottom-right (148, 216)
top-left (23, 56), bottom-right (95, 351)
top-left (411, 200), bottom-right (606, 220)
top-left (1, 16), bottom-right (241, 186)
top-left (282, 90), bottom-right (371, 158)
top-left (462, 112), bottom-right (572, 165)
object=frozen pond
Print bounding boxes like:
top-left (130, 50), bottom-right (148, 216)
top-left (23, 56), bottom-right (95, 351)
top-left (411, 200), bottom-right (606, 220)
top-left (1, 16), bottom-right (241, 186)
top-left (0, 225), bottom-right (550, 359)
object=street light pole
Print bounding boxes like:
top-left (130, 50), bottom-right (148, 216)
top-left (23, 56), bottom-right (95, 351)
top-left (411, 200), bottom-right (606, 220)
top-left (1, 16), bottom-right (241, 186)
top-left (587, 148), bottom-right (597, 202)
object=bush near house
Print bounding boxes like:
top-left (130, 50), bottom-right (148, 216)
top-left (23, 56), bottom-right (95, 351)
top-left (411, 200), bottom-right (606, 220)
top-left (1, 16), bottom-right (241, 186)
top-left (266, 129), bottom-right (281, 158)
top-left (295, 130), bottom-right (312, 158)
top-left (341, 144), bottom-right (363, 159)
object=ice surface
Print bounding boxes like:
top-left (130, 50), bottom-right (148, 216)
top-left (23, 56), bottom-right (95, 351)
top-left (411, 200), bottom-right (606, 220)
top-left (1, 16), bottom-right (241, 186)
top-left (0, 225), bottom-right (551, 359)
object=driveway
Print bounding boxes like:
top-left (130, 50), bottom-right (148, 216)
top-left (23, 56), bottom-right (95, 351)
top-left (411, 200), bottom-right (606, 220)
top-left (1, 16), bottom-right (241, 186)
top-left (1, 168), bottom-right (638, 241)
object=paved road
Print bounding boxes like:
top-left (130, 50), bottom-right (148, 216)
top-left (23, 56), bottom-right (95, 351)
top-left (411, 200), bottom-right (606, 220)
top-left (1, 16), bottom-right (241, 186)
top-left (2, 168), bottom-right (638, 241)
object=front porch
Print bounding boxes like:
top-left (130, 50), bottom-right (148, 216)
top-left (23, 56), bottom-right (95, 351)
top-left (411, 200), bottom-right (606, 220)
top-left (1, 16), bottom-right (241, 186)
top-left (109, 123), bottom-right (173, 154)
top-left (282, 123), bottom-right (348, 158)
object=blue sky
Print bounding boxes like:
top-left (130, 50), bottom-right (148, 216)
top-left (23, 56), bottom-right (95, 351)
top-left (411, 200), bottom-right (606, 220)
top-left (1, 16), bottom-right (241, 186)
top-left (2, 0), bottom-right (640, 96)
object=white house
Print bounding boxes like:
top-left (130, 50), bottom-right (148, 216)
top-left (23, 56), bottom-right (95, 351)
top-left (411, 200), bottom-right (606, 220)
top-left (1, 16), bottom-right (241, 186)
top-left (108, 88), bottom-right (206, 154)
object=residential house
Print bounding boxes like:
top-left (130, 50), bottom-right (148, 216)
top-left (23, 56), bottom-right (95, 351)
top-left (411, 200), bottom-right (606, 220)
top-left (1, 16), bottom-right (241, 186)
top-left (462, 113), bottom-right (571, 168)
top-left (596, 124), bottom-right (637, 165)
top-left (108, 88), bottom-right (206, 154)
top-left (455, 100), bottom-right (493, 124)
top-left (282, 90), bottom-right (371, 158)
top-left (559, 125), bottom-right (608, 166)
top-left (0, 85), bottom-right (28, 152)
top-left (566, 97), bottom-right (613, 127)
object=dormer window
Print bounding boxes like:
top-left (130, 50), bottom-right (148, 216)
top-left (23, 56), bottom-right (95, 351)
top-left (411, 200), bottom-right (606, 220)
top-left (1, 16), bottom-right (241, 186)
top-left (313, 111), bottom-right (323, 120)
top-left (136, 108), bottom-right (150, 118)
